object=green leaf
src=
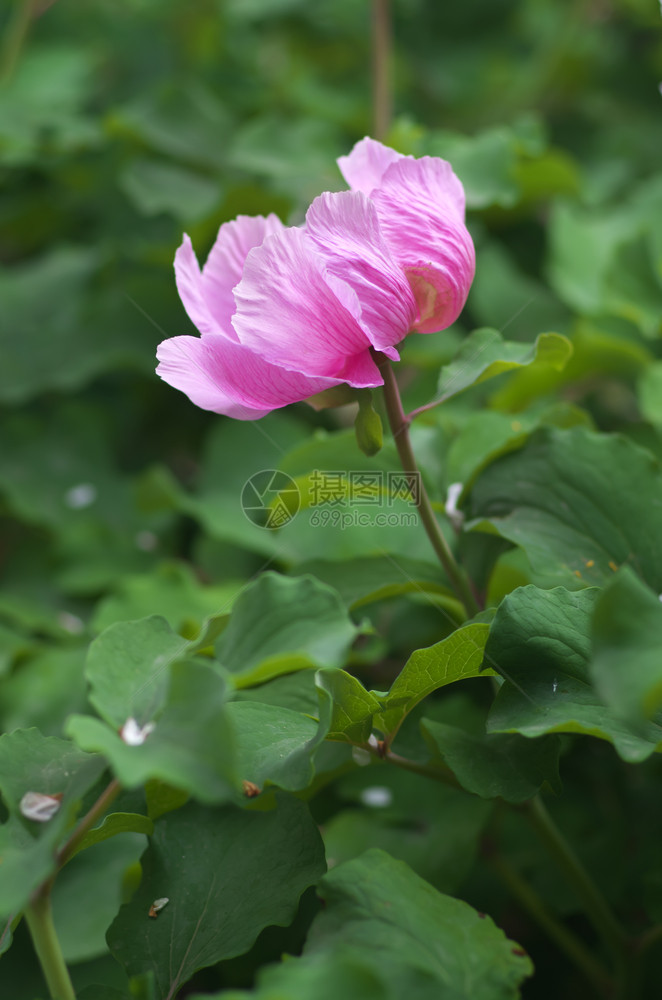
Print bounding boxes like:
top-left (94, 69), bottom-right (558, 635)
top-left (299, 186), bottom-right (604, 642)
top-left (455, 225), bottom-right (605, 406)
top-left (376, 623), bottom-right (493, 740)
top-left (468, 242), bottom-right (570, 344)
top-left (73, 812), bottom-right (155, 856)
top-left (426, 127), bottom-right (520, 209)
top-left (590, 568), bottom-right (662, 723)
top-left (323, 766), bottom-right (491, 894)
top-left (107, 796), bottom-right (326, 999)
top-left (91, 561), bottom-right (242, 635)
top-left (119, 158), bottom-right (222, 221)
top-left (306, 850), bottom-right (532, 999)
top-left (84, 613), bottom-right (226, 731)
top-left (0, 729), bottom-right (106, 918)
top-left (354, 391), bottom-right (383, 457)
top-left (85, 616), bottom-right (191, 729)
top-left (293, 556), bottom-right (452, 610)
top-left (548, 201), bottom-right (637, 317)
top-left (639, 361), bottom-right (662, 425)
top-left (227, 701), bottom-right (322, 792)
top-left (434, 328), bottom-right (572, 404)
top-left (421, 720), bottom-right (561, 803)
top-left (485, 585), bottom-right (662, 762)
top-left (52, 833), bottom-right (147, 963)
top-left (315, 669), bottom-right (383, 745)
top-left (67, 661), bottom-right (237, 802)
top-left (216, 573), bottom-right (360, 686)
top-left (0, 248), bottom-right (99, 402)
top-left (467, 427), bottom-right (662, 592)
top-left (189, 951), bottom-right (386, 1000)
top-left (109, 84), bottom-right (232, 170)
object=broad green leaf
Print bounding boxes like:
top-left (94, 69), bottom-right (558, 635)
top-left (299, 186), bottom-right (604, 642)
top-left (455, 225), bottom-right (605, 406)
top-left (227, 701), bottom-right (322, 792)
top-left (216, 573), bottom-right (360, 686)
top-left (548, 201), bottom-right (662, 338)
top-left (85, 616), bottom-right (191, 728)
top-left (420, 720), bottom-right (561, 803)
top-left (107, 796), bottom-right (326, 999)
top-left (190, 951), bottom-right (385, 1000)
top-left (67, 661), bottom-right (237, 802)
top-left (119, 158), bottom-right (222, 221)
top-left (109, 84), bottom-right (232, 170)
top-left (590, 569), bottom-right (662, 723)
top-left (0, 45), bottom-right (101, 166)
top-left (91, 561), bottom-right (242, 635)
top-left (293, 556), bottom-right (453, 610)
top-left (485, 585), bottom-right (662, 762)
top-left (427, 127), bottom-right (520, 209)
top-left (468, 243), bottom-right (571, 342)
top-left (73, 812), bottom-right (154, 856)
top-left (315, 669), bottom-right (383, 745)
top-left (548, 201), bottom-right (638, 316)
top-left (52, 833), bottom-right (147, 963)
top-left (490, 318), bottom-right (651, 412)
top-left (639, 361), bottom-right (662, 425)
top-left (77, 990), bottom-right (130, 1000)
top-left (84, 614), bottom-right (226, 730)
top-left (235, 670), bottom-right (320, 715)
top-left (434, 328), bottom-right (572, 404)
top-left (180, 414), bottom-right (306, 559)
top-left (467, 427), bottom-right (662, 592)
top-left (0, 729), bottom-right (106, 918)
top-left (306, 850), bottom-right (532, 999)
top-left (376, 623), bottom-right (493, 740)
top-left (354, 391), bottom-right (383, 456)
top-left (0, 249), bottom-right (99, 403)
top-left (0, 645), bottom-right (88, 737)
top-left (323, 766), bottom-right (491, 894)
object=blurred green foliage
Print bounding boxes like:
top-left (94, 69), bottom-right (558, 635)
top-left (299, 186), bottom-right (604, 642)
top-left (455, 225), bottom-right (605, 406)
top-left (2, 1), bottom-right (662, 998)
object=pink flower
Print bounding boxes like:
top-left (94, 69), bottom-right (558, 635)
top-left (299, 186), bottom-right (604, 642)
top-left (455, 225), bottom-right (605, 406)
top-left (156, 137), bottom-right (475, 419)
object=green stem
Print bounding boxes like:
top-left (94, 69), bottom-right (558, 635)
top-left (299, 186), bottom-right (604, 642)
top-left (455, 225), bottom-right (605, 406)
top-left (57, 777), bottom-right (122, 867)
top-left (525, 796), bottom-right (629, 959)
top-left (383, 747), bottom-right (462, 789)
top-left (0, 0), bottom-right (34, 84)
top-left (24, 891), bottom-right (75, 1000)
top-left (487, 847), bottom-right (612, 996)
top-left (371, 0), bottom-right (391, 141)
top-left (376, 352), bottom-right (479, 617)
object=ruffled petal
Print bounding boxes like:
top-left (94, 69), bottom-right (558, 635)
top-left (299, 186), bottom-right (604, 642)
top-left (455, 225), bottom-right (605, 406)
top-left (199, 214), bottom-right (285, 338)
top-left (305, 191), bottom-right (417, 353)
top-left (232, 225), bottom-right (382, 386)
top-left (373, 156), bottom-right (474, 332)
top-left (174, 235), bottom-right (220, 337)
top-left (336, 137), bottom-right (404, 195)
top-left (156, 334), bottom-right (340, 420)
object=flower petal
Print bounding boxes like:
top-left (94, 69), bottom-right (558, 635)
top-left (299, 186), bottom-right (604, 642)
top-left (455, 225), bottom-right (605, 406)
top-left (336, 137), bottom-right (404, 195)
top-left (174, 235), bottom-right (219, 337)
top-left (200, 214), bottom-right (285, 337)
top-left (232, 226), bottom-right (382, 386)
top-left (305, 191), bottom-right (417, 353)
top-left (156, 334), bottom-right (340, 420)
top-left (373, 156), bottom-right (474, 332)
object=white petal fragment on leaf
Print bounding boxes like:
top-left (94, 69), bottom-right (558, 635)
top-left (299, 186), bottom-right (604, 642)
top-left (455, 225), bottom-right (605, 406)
top-left (121, 717), bottom-right (156, 746)
top-left (20, 791), bottom-right (63, 822)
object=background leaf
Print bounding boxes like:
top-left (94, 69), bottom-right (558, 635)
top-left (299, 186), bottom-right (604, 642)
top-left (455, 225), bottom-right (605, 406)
top-left (305, 850), bottom-right (532, 1000)
top-left (484, 585), bottom-right (662, 762)
top-left (107, 796), bottom-right (326, 999)
top-left (466, 427), bottom-right (662, 592)
top-left (590, 568), bottom-right (662, 724)
top-left (215, 573), bottom-right (360, 686)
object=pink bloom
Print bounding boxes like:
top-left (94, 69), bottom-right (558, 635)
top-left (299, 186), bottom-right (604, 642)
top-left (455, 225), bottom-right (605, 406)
top-left (156, 137), bottom-right (474, 419)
